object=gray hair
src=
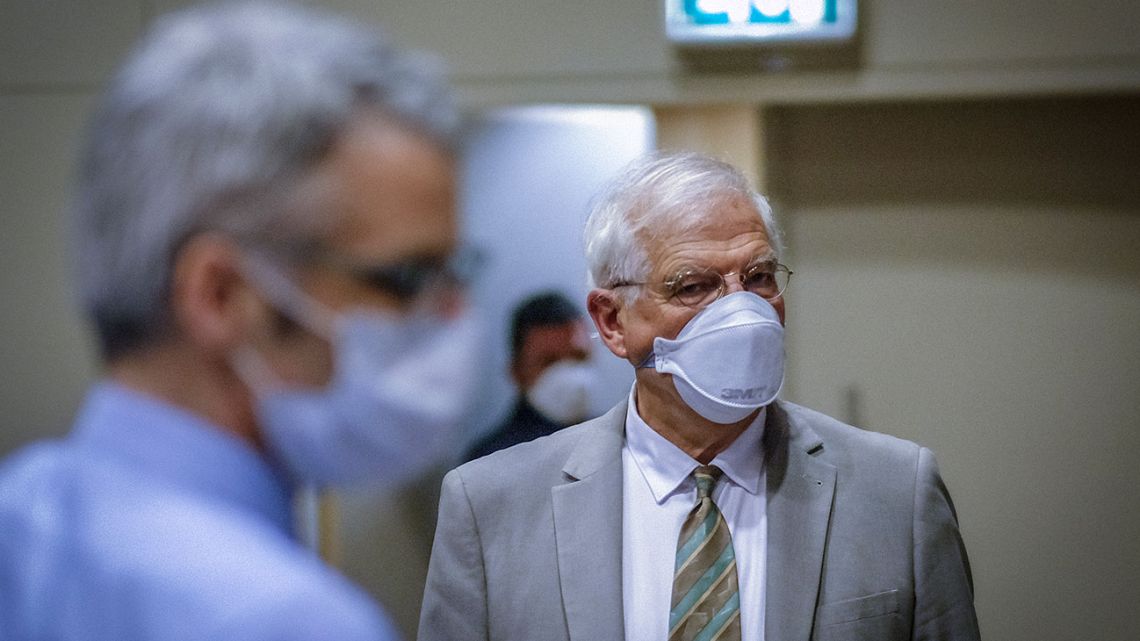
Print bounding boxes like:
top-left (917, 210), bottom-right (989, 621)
top-left (72, 1), bottom-right (461, 359)
top-left (583, 152), bottom-right (784, 292)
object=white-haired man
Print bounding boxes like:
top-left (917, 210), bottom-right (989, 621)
top-left (0, 3), bottom-right (479, 640)
top-left (419, 152), bottom-right (980, 641)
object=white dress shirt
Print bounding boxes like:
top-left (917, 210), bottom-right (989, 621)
top-left (622, 385), bottom-right (767, 641)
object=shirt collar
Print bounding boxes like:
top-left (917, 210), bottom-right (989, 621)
top-left (625, 384), bottom-right (765, 504)
top-left (71, 380), bottom-right (294, 536)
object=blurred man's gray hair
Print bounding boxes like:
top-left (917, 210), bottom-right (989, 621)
top-left (72, 1), bottom-right (461, 359)
top-left (582, 152), bottom-right (784, 293)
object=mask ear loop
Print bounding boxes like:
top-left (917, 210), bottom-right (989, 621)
top-left (240, 252), bottom-right (338, 341)
top-left (229, 254), bottom-right (340, 399)
top-left (635, 351), bottom-right (657, 369)
top-left (229, 343), bottom-right (280, 397)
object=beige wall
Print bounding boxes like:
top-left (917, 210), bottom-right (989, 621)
top-left (2, 1), bottom-right (1138, 639)
top-left (652, 97), bottom-right (1140, 640)
top-left (322, 0), bottom-right (1140, 105)
top-left (0, 93), bottom-right (99, 453)
top-left (764, 96), bottom-right (1140, 639)
top-left (4, 0), bottom-right (1136, 457)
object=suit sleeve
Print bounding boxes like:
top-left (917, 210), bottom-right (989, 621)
top-left (418, 468), bottom-right (489, 641)
top-left (912, 446), bottom-right (981, 641)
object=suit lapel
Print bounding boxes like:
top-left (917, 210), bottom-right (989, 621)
top-left (552, 400), bottom-right (628, 641)
top-left (763, 402), bottom-right (836, 640)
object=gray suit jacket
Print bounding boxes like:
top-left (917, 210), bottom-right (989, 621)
top-left (418, 400), bottom-right (980, 641)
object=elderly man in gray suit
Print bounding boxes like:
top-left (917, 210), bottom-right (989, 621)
top-left (418, 152), bottom-right (980, 641)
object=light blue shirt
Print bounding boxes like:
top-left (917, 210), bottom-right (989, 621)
top-left (0, 382), bottom-right (400, 641)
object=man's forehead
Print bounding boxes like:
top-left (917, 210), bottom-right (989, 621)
top-left (317, 114), bottom-right (457, 260)
top-left (643, 208), bottom-right (770, 271)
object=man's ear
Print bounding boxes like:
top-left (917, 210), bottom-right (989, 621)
top-left (587, 288), bottom-right (628, 359)
top-left (169, 233), bottom-right (263, 354)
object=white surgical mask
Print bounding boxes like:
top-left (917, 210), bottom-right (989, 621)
top-left (640, 291), bottom-right (784, 424)
top-left (525, 360), bottom-right (595, 425)
top-left (233, 259), bottom-right (481, 487)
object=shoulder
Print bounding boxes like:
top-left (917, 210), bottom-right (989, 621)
top-left (778, 400), bottom-right (921, 453)
top-left (774, 400), bottom-right (927, 474)
top-left (0, 442), bottom-right (396, 641)
top-left (446, 406), bottom-right (620, 504)
top-left (0, 440), bottom-right (77, 542)
top-left (452, 419), bottom-right (589, 486)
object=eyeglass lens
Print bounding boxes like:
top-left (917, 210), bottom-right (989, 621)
top-left (669, 264), bottom-right (790, 307)
top-left (345, 247), bottom-right (484, 304)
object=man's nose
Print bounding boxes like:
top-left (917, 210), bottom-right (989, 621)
top-left (723, 272), bottom-right (747, 294)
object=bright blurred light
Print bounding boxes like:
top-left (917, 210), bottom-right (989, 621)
top-left (724, 0), bottom-right (752, 22)
top-left (668, 0), bottom-right (855, 44)
top-left (789, 0), bottom-right (826, 24)
top-left (696, 0), bottom-right (726, 14)
top-left (752, 0), bottom-right (789, 18)
top-left (696, 0), bottom-right (753, 22)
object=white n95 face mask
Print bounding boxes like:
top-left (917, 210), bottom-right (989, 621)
top-left (525, 360), bottom-right (595, 425)
top-left (233, 261), bottom-right (481, 488)
top-left (641, 291), bottom-right (784, 424)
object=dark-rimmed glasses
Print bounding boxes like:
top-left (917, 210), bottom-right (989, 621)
top-left (315, 246), bottom-right (486, 306)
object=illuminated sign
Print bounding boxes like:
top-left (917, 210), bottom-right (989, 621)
top-left (665, 0), bottom-right (857, 45)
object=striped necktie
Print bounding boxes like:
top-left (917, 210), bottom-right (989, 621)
top-left (669, 465), bottom-right (741, 641)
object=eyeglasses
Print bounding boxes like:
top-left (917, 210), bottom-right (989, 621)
top-left (315, 246), bottom-right (486, 306)
top-left (612, 261), bottom-right (792, 308)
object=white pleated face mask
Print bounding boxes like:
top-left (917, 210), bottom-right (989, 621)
top-left (248, 311), bottom-right (480, 487)
top-left (525, 360), bottom-right (595, 425)
top-left (232, 260), bottom-right (481, 487)
top-left (640, 292), bottom-right (785, 424)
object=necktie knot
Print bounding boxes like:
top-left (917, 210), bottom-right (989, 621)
top-left (693, 465), bottom-right (723, 501)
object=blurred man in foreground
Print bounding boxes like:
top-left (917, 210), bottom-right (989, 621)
top-left (0, 3), bottom-right (477, 639)
top-left (419, 152), bottom-right (979, 640)
top-left (465, 290), bottom-right (594, 460)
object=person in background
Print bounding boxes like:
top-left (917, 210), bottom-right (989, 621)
top-left (418, 152), bottom-right (979, 641)
top-left (464, 291), bottom-right (595, 461)
top-left (0, 3), bottom-right (478, 640)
